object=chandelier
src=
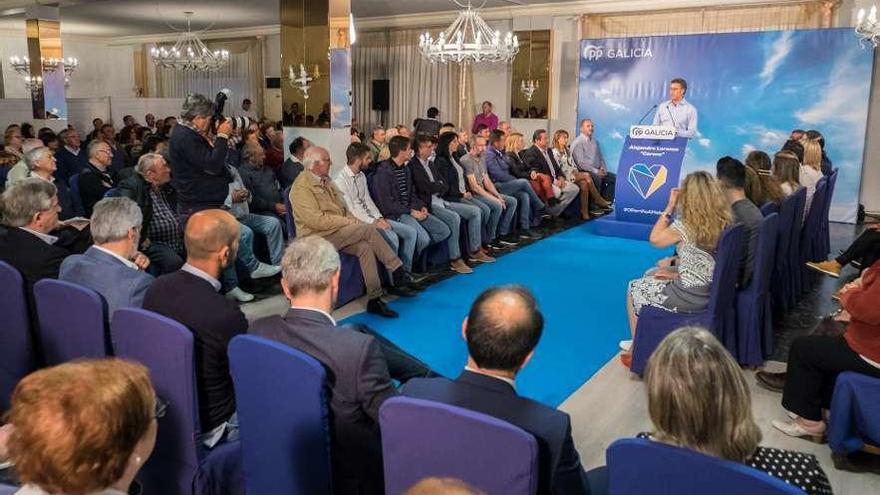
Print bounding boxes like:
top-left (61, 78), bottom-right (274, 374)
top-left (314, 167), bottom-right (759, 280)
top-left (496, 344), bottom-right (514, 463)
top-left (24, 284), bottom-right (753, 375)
top-left (856, 5), bottom-right (879, 47)
top-left (519, 28), bottom-right (539, 102)
top-left (288, 64), bottom-right (318, 99)
top-left (23, 75), bottom-right (71, 95)
top-left (150, 12), bottom-right (229, 72)
top-left (8, 55), bottom-right (78, 77)
top-left (419, 0), bottom-right (519, 64)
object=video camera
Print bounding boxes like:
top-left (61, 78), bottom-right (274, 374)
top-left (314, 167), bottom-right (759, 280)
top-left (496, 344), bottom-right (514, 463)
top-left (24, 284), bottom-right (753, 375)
top-left (213, 88), bottom-right (250, 132)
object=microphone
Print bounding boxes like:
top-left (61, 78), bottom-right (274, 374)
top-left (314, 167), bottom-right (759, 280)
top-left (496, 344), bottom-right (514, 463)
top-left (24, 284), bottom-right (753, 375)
top-left (638, 104), bottom-right (658, 125)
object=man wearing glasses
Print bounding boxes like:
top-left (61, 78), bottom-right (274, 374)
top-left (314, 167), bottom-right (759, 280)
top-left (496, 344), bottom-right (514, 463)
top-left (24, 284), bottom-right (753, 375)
top-left (79, 140), bottom-right (119, 216)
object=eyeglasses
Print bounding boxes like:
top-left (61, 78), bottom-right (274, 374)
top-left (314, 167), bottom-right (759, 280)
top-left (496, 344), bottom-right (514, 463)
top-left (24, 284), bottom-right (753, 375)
top-left (154, 397), bottom-right (169, 419)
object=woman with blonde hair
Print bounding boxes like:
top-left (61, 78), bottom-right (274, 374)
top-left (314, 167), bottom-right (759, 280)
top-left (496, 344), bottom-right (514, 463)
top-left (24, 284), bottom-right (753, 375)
top-left (551, 129), bottom-right (611, 219)
top-left (772, 150), bottom-right (801, 197)
top-left (621, 172), bottom-right (732, 358)
top-left (800, 138), bottom-right (824, 214)
top-left (639, 327), bottom-right (832, 494)
top-left (504, 132), bottom-right (554, 203)
top-left (4, 359), bottom-right (159, 495)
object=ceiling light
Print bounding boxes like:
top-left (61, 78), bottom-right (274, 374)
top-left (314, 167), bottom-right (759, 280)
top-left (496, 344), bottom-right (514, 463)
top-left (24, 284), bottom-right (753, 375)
top-left (419, 0), bottom-right (519, 64)
top-left (150, 12), bottom-right (229, 72)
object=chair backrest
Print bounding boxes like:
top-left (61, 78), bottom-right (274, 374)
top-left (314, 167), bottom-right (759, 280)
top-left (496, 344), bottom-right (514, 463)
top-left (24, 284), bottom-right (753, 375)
top-left (111, 308), bottom-right (201, 495)
top-left (774, 193), bottom-right (797, 267)
top-left (706, 224), bottom-right (744, 323)
top-left (33, 278), bottom-right (108, 365)
top-left (283, 185), bottom-right (296, 239)
top-left (380, 396), bottom-right (539, 495)
top-left (760, 202), bottom-right (778, 216)
top-left (607, 438), bottom-right (803, 495)
top-left (750, 213), bottom-right (779, 298)
top-left (0, 483), bottom-right (18, 495)
top-left (68, 173), bottom-right (85, 215)
top-left (802, 179), bottom-right (827, 262)
top-left (104, 187), bottom-right (121, 198)
top-left (788, 187), bottom-right (806, 261)
top-left (228, 335), bottom-right (332, 495)
top-left (0, 260), bottom-right (34, 413)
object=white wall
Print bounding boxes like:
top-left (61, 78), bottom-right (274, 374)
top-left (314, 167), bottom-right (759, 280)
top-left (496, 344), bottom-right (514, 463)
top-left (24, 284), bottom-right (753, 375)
top-left (262, 34), bottom-right (283, 121)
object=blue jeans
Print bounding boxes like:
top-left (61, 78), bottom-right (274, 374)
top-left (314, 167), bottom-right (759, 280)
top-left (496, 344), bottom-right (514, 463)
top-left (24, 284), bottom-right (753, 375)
top-left (239, 213), bottom-right (284, 265)
top-left (378, 219), bottom-right (418, 272)
top-left (496, 179), bottom-right (543, 229)
top-left (437, 201), bottom-right (481, 254)
top-left (430, 205), bottom-right (463, 259)
top-left (398, 213), bottom-right (450, 255)
top-left (221, 222), bottom-right (258, 291)
top-left (460, 197), bottom-right (494, 242)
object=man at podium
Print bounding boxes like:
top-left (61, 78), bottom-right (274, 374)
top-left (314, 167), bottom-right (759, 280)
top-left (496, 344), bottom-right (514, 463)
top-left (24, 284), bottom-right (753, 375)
top-left (652, 77), bottom-right (698, 138)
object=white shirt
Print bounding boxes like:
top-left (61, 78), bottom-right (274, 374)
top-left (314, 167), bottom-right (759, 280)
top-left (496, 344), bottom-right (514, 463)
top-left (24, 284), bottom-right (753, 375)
top-left (652, 98), bottom-right (698, 138)
top-left (464, 366), bottom-right (516, 389)
top-left (92, 245), bottom-right (140, 270)
top-left (19, 227), bottom-right (58, 245)
top-left (181, 263), bottom-right (222, 292)
top-left (333, 167), bottom-right (383, 224)
top-left (64, 145), bottom-right (81, 156)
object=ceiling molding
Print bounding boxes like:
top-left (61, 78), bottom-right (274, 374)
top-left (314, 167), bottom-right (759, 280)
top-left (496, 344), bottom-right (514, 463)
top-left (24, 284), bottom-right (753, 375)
top-left (0, 28), bottom-right (110, 44)
top-left (105, 24), bottom-right (280, 46)
top-left (355, 0), bottom-right (811, 30)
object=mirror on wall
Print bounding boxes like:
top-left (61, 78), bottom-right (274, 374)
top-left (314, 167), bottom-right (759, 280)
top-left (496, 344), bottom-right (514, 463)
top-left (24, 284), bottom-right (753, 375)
top-left (510, 29), bottom-right (551, 119)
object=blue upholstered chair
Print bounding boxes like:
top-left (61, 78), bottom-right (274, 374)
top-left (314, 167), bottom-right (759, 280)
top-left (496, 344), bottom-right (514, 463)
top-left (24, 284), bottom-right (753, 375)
top-left (228, 335), bottom-right (332, 495)
top-left (0, 260), bottom-right (34, 413)
top-left (828, 371), bottom-right (880, 455)
top-left (735, 213), bottom-right (778, 367)
top-left (606, 438), bottom-right (803, 495)
top-left (787, 188), bottom-right (806, 307)
top-left (760, 202), bottom-right (778, 216)
top-left (770, 191), bottom-right (798, 313)
top-left (33, 278), bottom-right (109, 365)
top-left (380, 396), bottom-right (539, 495)
top-left (630, 225), bottom-right (744, 376)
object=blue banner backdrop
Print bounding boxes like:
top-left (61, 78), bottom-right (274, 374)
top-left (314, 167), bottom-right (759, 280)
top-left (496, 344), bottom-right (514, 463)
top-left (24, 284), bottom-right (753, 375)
top-left (576, 28), bottom-right (875, 223)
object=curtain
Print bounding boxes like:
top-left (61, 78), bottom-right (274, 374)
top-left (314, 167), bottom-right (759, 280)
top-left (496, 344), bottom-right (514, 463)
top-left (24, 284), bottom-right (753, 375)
top-left (147, 38), bottom-right (263, 118)
top-left (580, 1), bottom-right (833, 38)
top-left (352, 28), bottom-right (474, 130)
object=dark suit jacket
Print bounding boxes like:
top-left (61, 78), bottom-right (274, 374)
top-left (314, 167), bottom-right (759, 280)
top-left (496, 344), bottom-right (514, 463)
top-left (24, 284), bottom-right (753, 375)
top-left (401, 371), bottom-right (590, 495)
top-left (506, 151), bottom-right (536, 180)
top-left (371, 160), bottom-right (424, 221)
top-left (143, 270), bottom-right (246, 432)
top-left (521, 145), bottom-right (563, 180)
top-left (278, 157), bottom-right (304, 191)
top-left (54, 146), bottom-right (89, 185)
top-left (59, 246), bottom-right (154, 316)
top-left (434, 155), bottom-right (466, 201)
top-left (117, 174), bottom-right (178, 249)
top-left (408, 157), bottom-right (448, 213)
top-left (250, 308), bottom-right (396, 495)
top-left (78, 162), bottom-right (118, 217)
top-left (0, 226), bottom-right (71, 322)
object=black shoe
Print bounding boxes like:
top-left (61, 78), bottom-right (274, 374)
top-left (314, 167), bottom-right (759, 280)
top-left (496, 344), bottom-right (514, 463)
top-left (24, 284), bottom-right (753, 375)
top-left (520, 230), bottom-right (542, 240)
top-left (387, 285), bottom-right (419, 298)
top-left (391, 268), bottom-right (414, 287)
top-left (547, 197), bottom-right (560, 207)
top-left (498, 235), bottom-right (519, 246)
top-left (367, 298), bottom-right (398, 318)
top-left (755, 371), bottom-right (786, 393)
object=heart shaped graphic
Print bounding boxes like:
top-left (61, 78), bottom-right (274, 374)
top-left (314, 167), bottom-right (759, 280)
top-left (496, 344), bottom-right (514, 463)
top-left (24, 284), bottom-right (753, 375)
top-left (627, 163), bottom-right (668, 199)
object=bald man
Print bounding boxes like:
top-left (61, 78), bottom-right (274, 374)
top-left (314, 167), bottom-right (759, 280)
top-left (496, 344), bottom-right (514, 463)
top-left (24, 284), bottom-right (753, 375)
top-left (401, 286), bottom-right (591, 495)
top-left (143, 209), bottom-right (247, 448)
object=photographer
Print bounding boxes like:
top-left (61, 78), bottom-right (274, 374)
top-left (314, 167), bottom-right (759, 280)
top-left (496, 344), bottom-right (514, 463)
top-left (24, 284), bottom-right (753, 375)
top-left (169, 93), bottom-right (234, 216)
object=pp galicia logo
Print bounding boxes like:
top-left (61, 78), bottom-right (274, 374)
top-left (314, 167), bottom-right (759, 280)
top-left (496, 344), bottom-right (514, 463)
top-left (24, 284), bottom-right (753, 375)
top-left (628, 163), bottom-right (668, 200)
top-left (582, 44), bottom-right (654, 61)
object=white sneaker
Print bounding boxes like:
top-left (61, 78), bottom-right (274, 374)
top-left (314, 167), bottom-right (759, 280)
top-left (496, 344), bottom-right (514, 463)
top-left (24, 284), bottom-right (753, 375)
top-left (250, 262), bottom-right (281, 279)
top-left (225, 287), bottom-right (255, 303)
top-left (618, 340), bottom-right (633, 352)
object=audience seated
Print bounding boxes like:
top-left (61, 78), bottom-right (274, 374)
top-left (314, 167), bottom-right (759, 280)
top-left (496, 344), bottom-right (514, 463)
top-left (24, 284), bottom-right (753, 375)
top-left (805, 130), bottom-right (833, 176)
top-left (807, 223), bottom-right (880, 278)
top-left (279, 136), bottom-right (310, 191)
top-left (773, 150), bottom-right (802, 197)
top-left (413, 107), bottom-right (443, 138)
top-left (4, 359), bottom-right (158, 495)
top-left (0, 178), bottom-right (71, 318)
top-left (79, 140), bottom-right (120, 217)
top-left (118, 153), bottom-right (185, 275)
top-left (434, 132), bottom-right (517, 249)
top-left (402, 285), bottom-right (591, 495)
top-left (98, 123), bottom-right (127, 172)
top-left (291, 145), bottom-right (416, 316)
top-left (552, 129), bottom-right (610, 219)
top-left (484, 131), bottom-right (545, 235)
top-left (744, 150), bottom-right (784, 206)
top-left (799, 138), bottom-right (824, 215)
top-left (410, 134), bottom-right (492, 265)
top-left (520, 129), bottom-right (578, 216)
top-left (334, 142), bottom-right (420, 275)
top-left (143, 209), bottom-right (245, 447)
top-left (238, 142), bottom-right (286, 219)
top-left (716, 157), bottom-right (762, 287)
top-left (0, 150), bottom-right (18, 191)
top-left (368, 126), bottom-right (389, 163)
top-left (372, 136), bottom-right (462, 274)
top-left (638, 327), bottom-right (832, 495)
top-left (55, 128), bottom-right (89, 185)
top-left (405, 478), bottom-right (485, 495)
top-left (622, 172), bottom-right (732, 356)
top-left (23, 147), bottom-right (79, 221)
top-left (59, 197), bottom-right (153, 315)
top-left (6, 139), bottom-right (43, 186)
top-left (264, 129), bottom-right (285, 173)
top-left (571, 119), bottom-right (616, 204)
top-left (471, 101), bottom-right (498, 135)
top-left (757, 259), bottom-right (880, 443)
top-left (250, 236), bottom-right (435, 495)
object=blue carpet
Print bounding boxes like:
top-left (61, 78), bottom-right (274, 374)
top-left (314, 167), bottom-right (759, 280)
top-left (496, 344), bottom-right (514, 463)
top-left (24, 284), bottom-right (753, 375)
top-left (343, 223), bottom-right (671, 407)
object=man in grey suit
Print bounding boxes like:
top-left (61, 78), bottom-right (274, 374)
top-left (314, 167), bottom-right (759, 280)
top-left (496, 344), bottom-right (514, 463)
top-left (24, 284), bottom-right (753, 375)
top-left (250, 236), bottom-right (434, 495)
top-left (60, 197), bottom-right (153, 315)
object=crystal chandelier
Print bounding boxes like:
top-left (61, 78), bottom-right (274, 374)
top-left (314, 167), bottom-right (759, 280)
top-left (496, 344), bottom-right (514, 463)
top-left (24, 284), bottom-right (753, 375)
top-left (288, 64), bottom-right (317, 99)
top-left (22, 75), bottom-right (72, 95)
top-left (519, 29), bottom-right (539, 102)
top-left (856, 5), bottom-right (879, 47)
top-left (8, 55), bottom-right (78, 77)
top-left (419, 0), bottom-right (518, 64)
top-left (150, 12), bottom-right (229, 72)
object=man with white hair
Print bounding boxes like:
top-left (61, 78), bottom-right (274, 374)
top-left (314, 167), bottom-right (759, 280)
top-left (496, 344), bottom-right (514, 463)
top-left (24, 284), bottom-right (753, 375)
top-left (5, 138), bottom-right (45, 185)
top-left (79, 140), bottom-right (119, 217)
top-left (24, 146), bottom-right (81, 220)
top-left (290, 145), bottom-right (415, 317)
top-left (55, 128), bottom-right (89, 184)
top-left (250, 236), bottom-right (435, 494)
top-left (60, 197), bottom-right (154, 314)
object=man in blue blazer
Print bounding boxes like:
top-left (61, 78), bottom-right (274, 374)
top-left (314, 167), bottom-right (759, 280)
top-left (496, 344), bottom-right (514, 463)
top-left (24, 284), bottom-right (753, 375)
top-left (60, 197), bottom-right (153, 316)
top-left (401, 285), bottom-right (591, 495)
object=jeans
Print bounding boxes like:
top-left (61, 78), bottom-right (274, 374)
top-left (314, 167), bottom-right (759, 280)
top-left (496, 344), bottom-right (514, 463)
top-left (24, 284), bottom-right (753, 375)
top-left (437, 201), bottom-right (482, 254)
top-left (144, 241), bottom-right (184, 276)
top-left (378, 219), bottom-right (419, 272)
top-left (472, 195), bottom-right (516, 238)
top-left (345, 323), bottom-right (439, 381)
top-left (430, 206), bottom-right (463, 259)
top-left (238, 213), bottom-right (285, 265)
top-left (221, 222), bottom-right (259, 291)
top-left (398, 213), bottom-right (451, 255)
top-left (461, 197), bottom-right (494, 242)
top-left (496, 179), bottom-right (543, 229)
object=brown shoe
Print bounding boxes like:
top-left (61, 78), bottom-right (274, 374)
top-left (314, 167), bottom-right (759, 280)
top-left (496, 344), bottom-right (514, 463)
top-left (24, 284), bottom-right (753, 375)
top-left (471, 251), bottom-right (496, 263)
top-left (831, 289), bottom-right (841, 302)
top-left (450, 259), bottom-right (474, 274)
top-left (756, 371), bottom-right (787, 393)
top-left (807, 260), bottom-right (842, 278)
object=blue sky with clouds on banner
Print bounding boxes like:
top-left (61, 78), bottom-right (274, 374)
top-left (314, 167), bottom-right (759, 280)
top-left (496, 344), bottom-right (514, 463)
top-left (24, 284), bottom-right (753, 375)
top-left (576, 29), bottom-right (874, 223)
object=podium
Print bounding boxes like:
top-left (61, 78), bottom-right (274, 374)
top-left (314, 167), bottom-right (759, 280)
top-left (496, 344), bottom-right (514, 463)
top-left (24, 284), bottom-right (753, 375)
top-left (593, 125), bottom-right (688, 240)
